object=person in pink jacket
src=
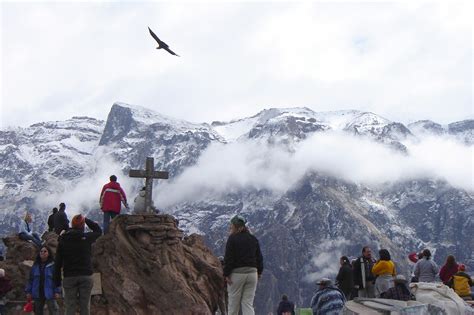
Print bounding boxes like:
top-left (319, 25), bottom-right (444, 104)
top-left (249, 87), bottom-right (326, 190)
top-left (100, 175), bottom-right (128, 233)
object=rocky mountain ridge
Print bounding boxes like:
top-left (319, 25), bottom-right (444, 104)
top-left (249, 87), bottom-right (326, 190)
top-left (0, 102), bottom-right (473, 313)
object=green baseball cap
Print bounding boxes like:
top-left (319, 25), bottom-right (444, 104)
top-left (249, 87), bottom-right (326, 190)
top-left (230, 215), bottom-right (247, 226)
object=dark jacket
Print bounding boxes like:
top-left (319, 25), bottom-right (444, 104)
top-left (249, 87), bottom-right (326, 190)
top-left (47, 213), bottom-right (56, 232)
top-left (25, 258), bottom-right (61, 300)
top-left (353, 256), bottom-right (376, 289)
top-left (53, 209), bottom-right (69, 235)
top-left (223, 231), bottom-right (263, 277)
top-left (336, 263), bottom-right (354, 295)
top-left (54, 218), bottom-right (102, 286)
top-left (0, 277), bottom-right (12, 297)
top-left (277, 299), bottom-right (295, 315)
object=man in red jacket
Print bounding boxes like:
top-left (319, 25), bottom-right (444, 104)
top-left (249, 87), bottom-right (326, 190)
top-left (100, 175), bottom-right (128, 233)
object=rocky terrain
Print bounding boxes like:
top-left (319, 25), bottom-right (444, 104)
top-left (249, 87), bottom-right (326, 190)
top-left (0, 214), bottom-right (224, 315)
top-left (0, 102), bottom-right (472, 313)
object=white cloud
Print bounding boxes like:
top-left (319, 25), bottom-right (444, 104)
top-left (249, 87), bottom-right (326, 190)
top-left (155, 132), bottom-right (473, 208)
top-left (1, 1), bottom-right (472, 129)
top-left (34, 150), bottom-right (135, 218)
top-left (304, 238), bottom-right (350, 283)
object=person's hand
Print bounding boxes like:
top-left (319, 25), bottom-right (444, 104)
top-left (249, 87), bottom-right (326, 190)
top-left (54, 293), bottom-right (61, 299)
top-left (225, 276), bottom-right (232, 285)
top-left (26, 293), bottom-right (32, 300)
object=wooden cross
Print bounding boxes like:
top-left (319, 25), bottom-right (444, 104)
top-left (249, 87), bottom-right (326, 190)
top-left (129, 157), bottom-right (169, 213)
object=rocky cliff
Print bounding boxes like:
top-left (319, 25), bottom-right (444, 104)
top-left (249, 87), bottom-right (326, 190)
top-left (0, 214), bottom-right (225, 315)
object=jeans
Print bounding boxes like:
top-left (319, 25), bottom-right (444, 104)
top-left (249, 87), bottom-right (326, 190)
top-left (227, 272), bottom-right (258, 315)
top-left (34, 298), bottom-right (59, 315)
top-left (103, 211), bottom-right (117, 234)
top-left (63, 275), bottom-right (94, 315)
top-left (19, 232), bottom-right (42, 247)
top-left (0, 304), bottom-right (5, 315)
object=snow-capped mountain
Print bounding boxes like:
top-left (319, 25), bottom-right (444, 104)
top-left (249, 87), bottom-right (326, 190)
top-left (1, 102), bottom-right (472, 313)
top-left (408, 119), bottom-right (474, 144)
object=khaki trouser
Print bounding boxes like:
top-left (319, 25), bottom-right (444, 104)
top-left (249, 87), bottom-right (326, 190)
top-left (227, 272), bottom-right (258, 315)
top-left (63, 275), bottom-right (94, 315)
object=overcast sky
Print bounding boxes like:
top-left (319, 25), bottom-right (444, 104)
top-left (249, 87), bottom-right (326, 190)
top-left (1, 1), bottom-right (472, 129)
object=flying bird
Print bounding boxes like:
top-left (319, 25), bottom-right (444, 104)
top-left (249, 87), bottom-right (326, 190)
top-left (148, 27), bottom-right (180, 57)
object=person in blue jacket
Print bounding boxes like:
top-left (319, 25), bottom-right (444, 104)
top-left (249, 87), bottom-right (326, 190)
top-left (25, 246), bottom-right (61, 315)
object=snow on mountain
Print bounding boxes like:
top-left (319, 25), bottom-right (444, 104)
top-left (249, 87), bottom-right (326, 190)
top-left (212, 108), bottom-right (413, 152)
top-left (408, 119), bottom-right (474, 145)
top-left (0, 102), bottom-right (472, 314)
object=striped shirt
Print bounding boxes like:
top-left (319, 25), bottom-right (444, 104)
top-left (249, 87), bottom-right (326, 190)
top-left (310, 287), bottom-right (346, 315)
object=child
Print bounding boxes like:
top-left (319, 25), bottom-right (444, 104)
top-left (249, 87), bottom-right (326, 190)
top-left (0, 268), bottom-right (13, 315)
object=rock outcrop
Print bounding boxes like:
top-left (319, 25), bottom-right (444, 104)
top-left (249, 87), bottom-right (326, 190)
top-left (0, 214), bottom-right (225, 315)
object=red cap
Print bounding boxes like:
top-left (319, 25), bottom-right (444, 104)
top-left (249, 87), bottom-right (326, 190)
top-left (458, 264), bottom-right (466, 272)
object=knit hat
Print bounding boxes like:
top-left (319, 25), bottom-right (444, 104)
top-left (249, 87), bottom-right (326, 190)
top-left (0, 268), bottom-right (5, 278)
top-left (230, 215), bottom-right (247, 227)
top-left (458, 264), bottom-right (466, 272)
top-left (71, 214), bottom-right (85, 229)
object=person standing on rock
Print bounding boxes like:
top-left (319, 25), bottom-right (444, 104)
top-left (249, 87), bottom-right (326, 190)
top-left (53, 203), bottom-right (69, 235)
top-left (100, 175), bottom-right (128, 233)
top-left (19, 213), bottom-right (43, 247)
top-left (336, 256), bottom-right (354, 300)
top-left (223, 215), bottom-right (263, 315)
top-left (26, 246), bottom-right (61, 315)
top-left (352, 246), bottom-right (376, 298)
top-left (439, 255), bottom-right (459, 285)
top-left (414, 249), bottom-right (439, 283)
top-left (54, 214), bottom-right (102, 315)
top-left (372, 249), bottom-right (396, 297)
top-left (47, 207), bottom-right (58, 232)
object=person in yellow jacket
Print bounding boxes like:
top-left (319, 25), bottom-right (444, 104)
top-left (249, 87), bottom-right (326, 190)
top-left (372, 249), bottom-right (396, 297)
top-left (448, 264), bottom-right (473, 300)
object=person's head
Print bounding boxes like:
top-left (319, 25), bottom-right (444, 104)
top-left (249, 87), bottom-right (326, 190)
top-left (393, 274), bottom-right (407, 285)
top-left (71, 214), bottom-right (86, 230)
top-left (0, 268), bottom-right (4, 278)
top-left (59, 203), bottom-right (66, 211)
top-left (417, 252), bottom-right (424, 260)
top-left (110, 175), bottom-right (117, 182)
top-left (458, 264), bottom-right (466, 272)
top-left (37, 246), bottom-right (53, 263)
top-left (316, 278), bottom-right (331, 289)
top-left (340, 256), bottom-right (350, 266)
top-left (52, 207), bottom-right (58, 214)
top-left (281, 294), bottom-right (288, 301)
top-left (229, 215), bottom-right (248, 234)
top-left (379, 249), bottom-right (391, 261)
top-left (422, 249), bottom-right (431, 259)
top-left (24, 212), bottom-right (32, 223)
top-left (362, 246), bottom-right (372, 259)
top-left (445, 255), bottom-right (456, 267)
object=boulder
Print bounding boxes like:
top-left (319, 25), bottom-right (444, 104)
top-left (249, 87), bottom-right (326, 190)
top-left (1, 214), bottom-right (225, 315)
top-left (91, 214), bottom-right (225, 315)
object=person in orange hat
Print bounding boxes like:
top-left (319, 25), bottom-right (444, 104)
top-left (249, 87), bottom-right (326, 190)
top-left (448, 264), bottom-right (473, 300)
top-left (54, 214), bottom-right (102, 315)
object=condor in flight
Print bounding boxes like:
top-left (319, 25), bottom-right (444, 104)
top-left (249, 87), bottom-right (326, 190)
top-left (148, 27), bottom-right (180, 57)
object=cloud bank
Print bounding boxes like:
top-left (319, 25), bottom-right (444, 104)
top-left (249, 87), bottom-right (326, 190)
top-left (155, 132), bottom-right (473, 208)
